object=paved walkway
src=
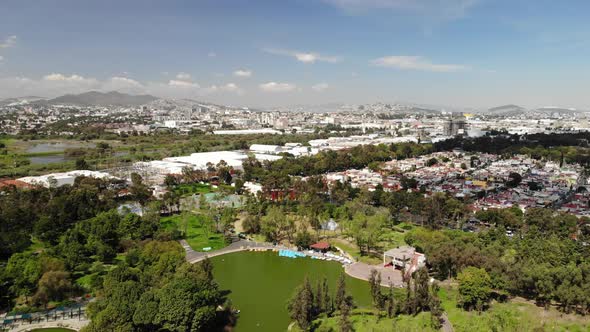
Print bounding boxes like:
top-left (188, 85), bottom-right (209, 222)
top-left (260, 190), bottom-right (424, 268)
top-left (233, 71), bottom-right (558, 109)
top-left (182, 239), bottom-right (284, 264)
top-left (7, 317), bottom-right (89, 331)
top-left (344, 262), bottom-right (404, 287)
top-left (441, 312), bottom-right (454, 332)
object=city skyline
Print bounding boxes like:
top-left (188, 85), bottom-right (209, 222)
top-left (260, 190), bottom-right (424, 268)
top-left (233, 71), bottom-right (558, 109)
top-left (1, 0), bottom-right (589, 109)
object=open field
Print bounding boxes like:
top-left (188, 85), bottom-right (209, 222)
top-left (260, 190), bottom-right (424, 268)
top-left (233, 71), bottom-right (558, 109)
top-left (329, 223), bottom-right (413, 265)
top-left (161, 213), bottom-right (226, 251)
top-left (173, 183), bottom-right (216, 196)
top-left (440, 284), bottom-right (590, 332)
top-left (296, 310), bottom-right (436, 332)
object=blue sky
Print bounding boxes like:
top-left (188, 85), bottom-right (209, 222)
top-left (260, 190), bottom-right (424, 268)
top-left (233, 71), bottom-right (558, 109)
top-left (0, 0), bottom-right (589, 109)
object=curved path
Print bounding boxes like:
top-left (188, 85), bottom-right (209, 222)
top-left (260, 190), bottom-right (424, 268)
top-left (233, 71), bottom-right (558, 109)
top-left (441, 312), bottom-right (455, 332)
top-left (7, 317), bottom-right (88, 331)
top-left (182, 239), bottom-right (290, 264)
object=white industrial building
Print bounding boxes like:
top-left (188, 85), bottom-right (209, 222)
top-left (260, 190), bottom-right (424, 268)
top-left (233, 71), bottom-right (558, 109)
top-left (213, 128), bottom-right (282, 135)
top-left (164, 151), bottom-right (248, 170)
top-left (250, 144), bottom-right (282, 154)
top-left (253, 153), bottom-right (283, 162)
top-left (135, 160), bottom-right (190, 176)
top-left (19, 170), bottom-right (114, 188)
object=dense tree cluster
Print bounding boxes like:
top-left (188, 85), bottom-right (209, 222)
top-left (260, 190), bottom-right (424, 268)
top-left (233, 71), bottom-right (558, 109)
top-left (0, 177), bottom-right (119, 259)
top-left (287, 273), bottom-right (351, 332)
top-left (243, 143), bottom-right (432, 192)
top-left (406, 207), bottom-right (590, 314)
top-left (83, 244), bottom-right (228, 332)
top-left (369, 268), bottom-right (443, 329)
top-left (435, 132), bottom-right (590, 165)
top-left (0, 207), bottom-right (161, 310)
top-left (0, 177), bottom-right (164, 311)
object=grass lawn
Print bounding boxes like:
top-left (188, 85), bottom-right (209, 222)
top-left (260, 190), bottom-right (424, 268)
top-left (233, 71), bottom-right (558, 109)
top-left (329, 224), bottom-right (410, 265)
top-left (329, 238), bottom-right (381, 264)
top-left (23, 238), bottom-right (46, 254)
top-left (378, 229), bottom-right (407, 249)
top-left (440, 284), bottom-right (590, 332)
top-left (75, 273), bottom-right (95, 289)
top-left (161, 213), bottom-right (226, 251)
top-left (173, 183), bottom-right (216, 196)
top-left (294, 284), bottom-right (590, 332)
top-left (294, 309), bottom-right (436, 332)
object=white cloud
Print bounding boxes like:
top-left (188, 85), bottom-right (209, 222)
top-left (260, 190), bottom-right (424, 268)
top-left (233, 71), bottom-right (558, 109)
top-left (0, 55), bottom-right (3, 62)
top-left (322, 0), bottom-right (479, 19)
top-left (0, 73), bottom-right (100, 98)
top-left (109, 76), bottom-right (142, 87)
top-left (102, 77), bottom-right (144, 93)
top-left (167, 72), bottom-right (200, 89)
top-left (219, 83), bottom-right (241, 93)
top-left (263, 48), bottom-right (341, 64)
top-left (204, 83), bottom-right (244, 95)
top-left (208, 52), bottom-right (217, 57)
top-left (43, 73), bottom-right (97, 82)
top-left (259, 82), bottom-right (297, 93)
top-left (0, 73), bottom-right (245, 100)
top-left (312, 83), bottom-right (329, 92)
top-left (233, 69), bottom-right (253, 77)
top-left (168, 79), bottom-right (200, 88)
top-left (0, 35), bottom-right (17, 48)
top-left (41, 73), bottom-right (100, 91)
top-left (175, 72), bottom-right (192, 81)
top-left (371, 56), bottom-right (468, 72)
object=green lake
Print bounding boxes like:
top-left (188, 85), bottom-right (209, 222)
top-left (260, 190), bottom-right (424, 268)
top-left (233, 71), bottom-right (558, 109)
top-left (211, 251), bottom-right (372, 332)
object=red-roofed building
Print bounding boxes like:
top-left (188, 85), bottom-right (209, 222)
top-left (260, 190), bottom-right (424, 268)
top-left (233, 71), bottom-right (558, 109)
top-left (0, 179), bottom-right (36, 190)
top-left (310, 241), bottom-right (330, 252)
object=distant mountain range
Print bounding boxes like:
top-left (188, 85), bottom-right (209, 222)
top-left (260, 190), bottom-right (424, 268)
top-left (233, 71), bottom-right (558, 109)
top-left (1, 91), bottom-right (588, 115)
top-left (47, 91), bottom-right (158, 106)
top-left (486, 104), bottom-right (588, 116)
top-left (534, 106), bottom-right (582, 114)
top-left (486, 104), bottom-right (527, 115)
top-left (0, 96), bottom-right (47, 107)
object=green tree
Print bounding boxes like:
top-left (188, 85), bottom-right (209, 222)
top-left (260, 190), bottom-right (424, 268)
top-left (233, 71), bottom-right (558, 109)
top-left (76, 158), bottom-right (90, 170)
top-left (33, 271), bottom-right (72, 306)
top-left (335, 273), bottom-right (346, 311)
top-left (243, 214), bottom-right (261, 234)
top-left (369, 269), bottom-right (384, 310)
top-left (287, 277), bottom-right (314, 331)
top-left (315, 280), bottom-right (324, 316)
top-left (457, 267), bottom-right (492, 311)
top-left (413, 267), bottom-right (431, 313)
top-left (261, 206), bottom-right (293, 243)
top-left (322, 277), bottom-right (332, 315)
top-left (338, 292), bottom-right (353, 332)
top-left (132, 290), bottom-right (160, 330)
top-left (429, 282), bottom-right (443, 329)
top-left (130, 172), bottom-right (151, 206)
top-left (385, 283), bottom-right (396, 318)
top-left (4, 252), bottom-right (42, 301)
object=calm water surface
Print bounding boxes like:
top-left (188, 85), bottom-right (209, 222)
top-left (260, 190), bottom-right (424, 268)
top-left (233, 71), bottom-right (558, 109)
top-left (211, 251), bottom-right (372, 332)
top-left (26, 142), bottom-right (94, 153)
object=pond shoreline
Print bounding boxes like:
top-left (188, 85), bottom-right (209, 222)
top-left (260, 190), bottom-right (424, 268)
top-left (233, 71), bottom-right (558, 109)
top-left (181, 239), bottom-right (404, 288)
top-left (209, 250), bottom-right (376, 332)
